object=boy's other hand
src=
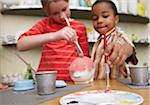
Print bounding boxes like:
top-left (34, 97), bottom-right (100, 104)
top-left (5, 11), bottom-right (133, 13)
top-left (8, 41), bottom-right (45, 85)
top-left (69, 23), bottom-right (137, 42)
top-left (105, 34), bottom-right (133, 67)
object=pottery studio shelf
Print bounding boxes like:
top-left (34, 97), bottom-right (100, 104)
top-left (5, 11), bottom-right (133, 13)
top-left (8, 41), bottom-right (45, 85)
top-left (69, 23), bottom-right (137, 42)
top-left (1, 6), bottom-right (150, 24)
top-left (132, 40), bottom-right (150, 45)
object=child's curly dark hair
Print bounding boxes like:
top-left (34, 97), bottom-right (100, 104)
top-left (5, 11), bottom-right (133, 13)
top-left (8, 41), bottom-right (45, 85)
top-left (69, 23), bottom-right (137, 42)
top-left (92, 0), bottom-right (118, 16)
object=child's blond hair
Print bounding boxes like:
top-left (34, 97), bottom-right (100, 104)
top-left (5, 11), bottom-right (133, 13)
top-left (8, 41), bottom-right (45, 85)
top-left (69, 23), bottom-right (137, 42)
top-left (41, 0), bottom-right (69, 16)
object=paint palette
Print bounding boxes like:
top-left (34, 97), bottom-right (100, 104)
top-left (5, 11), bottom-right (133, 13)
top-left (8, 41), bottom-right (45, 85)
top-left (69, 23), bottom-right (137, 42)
top-left (60, 90), bottom-right (143, 105)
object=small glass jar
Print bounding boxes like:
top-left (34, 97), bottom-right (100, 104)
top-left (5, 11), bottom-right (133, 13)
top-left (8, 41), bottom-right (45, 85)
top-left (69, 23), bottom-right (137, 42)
top-left (69, 56), bottom-right (94, 84)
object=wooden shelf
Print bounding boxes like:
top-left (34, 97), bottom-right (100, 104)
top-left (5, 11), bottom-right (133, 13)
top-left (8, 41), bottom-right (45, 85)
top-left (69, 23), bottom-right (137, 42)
top-left (133, 40), bottom-right (149, 45)
top-left (89, 41), bottom-right (149, 46)
top-left (1, 7), bottom-right (150, 23)
top-left (1, 43), bottom-right (16, 46)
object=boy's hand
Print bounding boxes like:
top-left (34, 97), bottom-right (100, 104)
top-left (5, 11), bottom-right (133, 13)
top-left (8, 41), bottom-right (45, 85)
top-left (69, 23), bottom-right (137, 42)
top-left (55, 26), bottom-right (77, 44)
top-left (105, 33), bottom-right (133, 67)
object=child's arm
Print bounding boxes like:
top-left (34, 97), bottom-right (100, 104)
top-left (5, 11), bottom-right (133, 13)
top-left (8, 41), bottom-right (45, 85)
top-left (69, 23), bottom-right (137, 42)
top-left (119, 33), bottom-right (138, 65)
top-left (17, 26), bottom-right (77, 51)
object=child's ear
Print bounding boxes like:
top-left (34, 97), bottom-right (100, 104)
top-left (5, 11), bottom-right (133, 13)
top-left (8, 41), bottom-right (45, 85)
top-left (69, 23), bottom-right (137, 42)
top-left (115, 15), bottom-right (119, 24)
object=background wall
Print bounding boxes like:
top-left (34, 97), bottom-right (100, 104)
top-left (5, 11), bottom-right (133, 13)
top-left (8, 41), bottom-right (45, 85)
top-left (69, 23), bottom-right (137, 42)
top-left (0, 0), bottom-right (150, 81)
top-left (0, 11), bottom-right (43, 79)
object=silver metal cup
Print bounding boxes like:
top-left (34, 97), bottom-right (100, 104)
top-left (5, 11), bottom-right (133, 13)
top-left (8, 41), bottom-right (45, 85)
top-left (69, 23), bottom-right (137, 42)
top-left (129, 66), bottom-right (149, 86)
top-left (35, 71), bottom-right (57, 95)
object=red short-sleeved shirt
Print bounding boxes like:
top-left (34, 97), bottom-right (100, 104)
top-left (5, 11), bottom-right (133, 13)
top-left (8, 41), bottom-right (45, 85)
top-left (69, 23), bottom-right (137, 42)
top-left (19, 18), bottom-right (89, 80)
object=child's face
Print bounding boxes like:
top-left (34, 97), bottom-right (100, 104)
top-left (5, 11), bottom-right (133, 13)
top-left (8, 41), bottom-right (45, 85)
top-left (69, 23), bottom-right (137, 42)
top-left (48, 0), bottom-right (70, 25)
top-left (92, 2), bottom-right (119, 34)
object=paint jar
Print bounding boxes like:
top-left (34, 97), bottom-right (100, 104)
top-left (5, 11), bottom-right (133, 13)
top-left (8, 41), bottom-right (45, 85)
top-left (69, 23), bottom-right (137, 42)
top-left (36, 71), bottom-right (57, 95)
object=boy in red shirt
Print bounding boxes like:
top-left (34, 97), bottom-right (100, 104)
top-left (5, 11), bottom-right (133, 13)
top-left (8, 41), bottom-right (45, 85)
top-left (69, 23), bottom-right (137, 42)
top-left (17, 0), bottom-right (89, 80)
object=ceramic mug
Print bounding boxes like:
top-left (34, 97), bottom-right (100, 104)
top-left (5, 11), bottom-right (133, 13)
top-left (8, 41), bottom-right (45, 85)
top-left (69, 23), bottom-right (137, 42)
top-left (129, 66), bottom-right (149, 86)
top-left (35, 71), bottom-right (57, 95)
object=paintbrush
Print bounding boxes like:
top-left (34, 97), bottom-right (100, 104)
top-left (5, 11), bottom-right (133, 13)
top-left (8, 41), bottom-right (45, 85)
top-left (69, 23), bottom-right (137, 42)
top-left (15, 52), bottom-right (36, 73)
top-left (103, 33), bottom-right (110, 91)
top-left (64, 16), bottom-right (84, 57)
